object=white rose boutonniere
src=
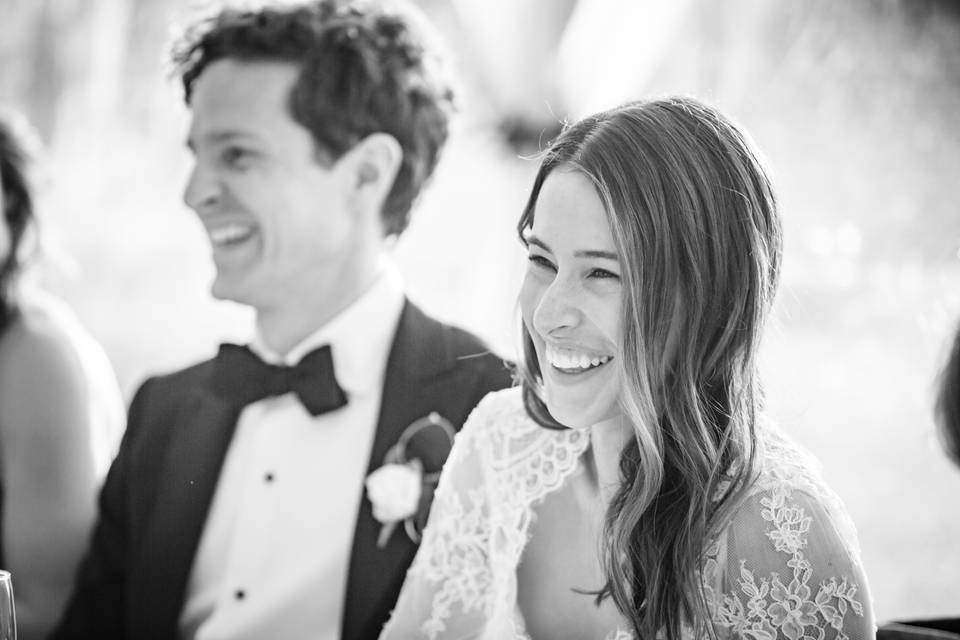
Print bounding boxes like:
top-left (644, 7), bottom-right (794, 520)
top-left (365, 458), bottom-right (423, 544)
top-left (365, 412), bottom-right (456, 548)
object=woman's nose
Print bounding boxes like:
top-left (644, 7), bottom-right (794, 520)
top-left (532, 276), bottom-right (581, 337)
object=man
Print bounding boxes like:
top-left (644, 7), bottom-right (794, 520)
top-left (51, 2), bottom-right (511, 639)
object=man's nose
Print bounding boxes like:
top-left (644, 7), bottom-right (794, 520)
top-left (183, 163), bottom-right (221, 213)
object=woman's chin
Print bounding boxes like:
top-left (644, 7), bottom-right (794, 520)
top-left (546, 395), bottom-right (623, 431)
top-left (544, 398), bottom-right (608, 431)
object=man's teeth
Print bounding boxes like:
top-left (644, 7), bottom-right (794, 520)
top-left (209, 224), bottom-right (254, 246)
top-left (545, 346), bottom-right (612, 371)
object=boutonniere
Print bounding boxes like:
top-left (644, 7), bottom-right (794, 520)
top-left (364, 411), bottom-right (456, 548)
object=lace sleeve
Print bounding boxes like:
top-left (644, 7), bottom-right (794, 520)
top-left (379, 395), bottom-right (498, 640)
top-left (707, 484), bottom-right (876, 640)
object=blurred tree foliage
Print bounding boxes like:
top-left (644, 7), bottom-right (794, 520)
top-left (0, 0), bottom-right (196, 154)
top-left (694, 0), bottom-right (960, 268)
top-left (0, 0), bottom-right (957, 311)
top-left (567, 0), bottom-right (960, 269)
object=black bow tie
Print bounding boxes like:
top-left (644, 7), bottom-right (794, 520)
top-left (211, 343), bottom-right (348, 416)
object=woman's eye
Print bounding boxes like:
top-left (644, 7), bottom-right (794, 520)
top-left (527, 254), bottom-right (556, 272)
top-left (589, 268), bottom-right (620, 280)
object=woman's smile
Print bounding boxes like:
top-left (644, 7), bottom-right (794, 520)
top-left (543, 343), bottom-right (613, 374)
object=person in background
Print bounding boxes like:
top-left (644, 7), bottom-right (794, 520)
top-left (935, 323), bottom-right (960, 468)
top-left (51, 1), bottom-right (511, 639)
top-left (0, 109), bottom-right (124, 640)
top-left (876, 326), bottom-right (960, 640)
top-left (382, 97), bottom-right (875, 640)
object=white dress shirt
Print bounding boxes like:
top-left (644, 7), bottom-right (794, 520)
top-left (179, 267), bottom-right (405, 640)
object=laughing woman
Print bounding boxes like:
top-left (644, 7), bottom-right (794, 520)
top-left (381, 97), bottom-right (874, 640)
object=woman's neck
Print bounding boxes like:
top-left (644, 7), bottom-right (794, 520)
top-left (586, 416), bottom-right (633, 507)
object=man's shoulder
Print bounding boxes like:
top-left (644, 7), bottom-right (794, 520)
top-left (441, 321), bottom-right (500, 360)
top-left (399, 302), bottom-right (512, 381)
top-left (140, 354), bottom-right (218, 389)
top-left (126, 353), bottom-right (221, 417)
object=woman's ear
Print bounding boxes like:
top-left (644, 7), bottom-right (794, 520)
top-left (342, 132), bottom-right (402, 214)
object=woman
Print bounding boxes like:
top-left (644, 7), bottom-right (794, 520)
top-left (0, 110), bottom-right (124, 639)
top-left (381, 97), bottom-right (874, 639)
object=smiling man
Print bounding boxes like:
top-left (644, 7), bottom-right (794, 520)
top-left (50, 2), bottom-right (511, 640)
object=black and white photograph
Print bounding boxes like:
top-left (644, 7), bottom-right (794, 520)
top-left (0, 0), bottom-right (958, 638)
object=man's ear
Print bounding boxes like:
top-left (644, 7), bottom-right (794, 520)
top-left (342, 133), bottom-right (402, 213)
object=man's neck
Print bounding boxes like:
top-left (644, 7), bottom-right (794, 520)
top-left (254, 268), bottom-right (381, 357)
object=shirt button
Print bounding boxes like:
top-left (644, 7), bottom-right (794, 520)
top-left (235, 589), bottom-right (245, 600)
top-left (264, 472), bottom-right (275, 483)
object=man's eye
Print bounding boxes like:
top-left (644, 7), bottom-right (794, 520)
top-left (222, 147), bottom-right (254, 167)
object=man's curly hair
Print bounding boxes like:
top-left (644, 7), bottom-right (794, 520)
top-left (170, 0), bottom-right (455, 236)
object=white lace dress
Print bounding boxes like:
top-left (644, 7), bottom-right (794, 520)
top-left (380, 388), bottom-right (873, 640)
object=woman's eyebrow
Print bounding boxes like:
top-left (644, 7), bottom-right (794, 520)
top-left (526, 234), bottom-right (618, 261)
top-left (575, 249), bottom-right (619, 261)
top-left (525, 235), bottom-right (551, 252)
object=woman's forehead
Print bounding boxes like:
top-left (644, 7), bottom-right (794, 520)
top-left (531, 170), bottom-right (614, 248)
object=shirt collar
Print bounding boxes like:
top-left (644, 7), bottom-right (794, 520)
top-left (250, 264), bottom-right (405, 396)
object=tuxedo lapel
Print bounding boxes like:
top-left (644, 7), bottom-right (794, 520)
top-left (367, 302), bottom-right (453, 472)
top-left (129, 390), bottom-right (240, 640)
top-left (341, 301), bottom-right (457, 640)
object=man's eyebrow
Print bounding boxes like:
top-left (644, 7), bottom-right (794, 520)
top-left (186, 130), bottom-right (260, 150)
top-left (526, 235), bottom-right (619, 261)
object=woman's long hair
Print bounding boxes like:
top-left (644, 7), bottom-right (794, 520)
top-left (516, 97), bottom-right (783, 639)
top-left (0, 111), bottom-right (40, 330)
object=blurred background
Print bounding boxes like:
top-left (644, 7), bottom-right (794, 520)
top-left (1, 0), bottom-right (958, 621)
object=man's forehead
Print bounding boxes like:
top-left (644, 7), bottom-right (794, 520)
top-left (190, 58), bottom-right (298, 114)
top-left (186, 61), bottom-right (301, 145)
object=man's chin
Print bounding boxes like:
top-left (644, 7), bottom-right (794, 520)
top-left (210, 276), bottom-right (256, 307)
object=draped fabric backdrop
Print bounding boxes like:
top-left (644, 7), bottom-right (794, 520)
top-left (1, 0), bottom-right (958, 619)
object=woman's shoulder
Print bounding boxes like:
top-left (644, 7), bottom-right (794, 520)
top-left (722, 416), bottom-right (865, 565)
top-left (470, 385), bottom-right (527, 416)
top-left (751, 417), bottom-right (851, 511)
top-left (705, 420), bottom-right (873, 638)
top-left (0, 291), bottom-right (122, 424)
top-left (0, 294), bottom-right (83, 378)
top-left (462, 386), bottom-right (533, 439)
top-left (463, 386), bottom-right (587, 451)
top-left (458, 386), bottom-right (590, 496)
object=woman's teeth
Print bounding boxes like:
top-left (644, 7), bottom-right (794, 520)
top-left (545, 345), bottom-right (612, 371)
top-left (209, 224), bottom-right (254, 246)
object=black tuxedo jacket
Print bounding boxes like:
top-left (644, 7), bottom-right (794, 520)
top-left (51, 301), bottom-right (512, 640)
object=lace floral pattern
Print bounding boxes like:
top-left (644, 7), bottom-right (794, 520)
top-left (390, 389), bottom-right (592, 639)
top-left (704, 423), bottom-right (868, 640)
top-left (409, 482), bottom-right (493, 638)
top-left (706, 487), bottom-right (866, 640)
top-left (381, 388), bottom-right (872, 640)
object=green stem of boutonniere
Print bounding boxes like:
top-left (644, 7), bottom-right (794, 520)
top-left (375, 457), bottom-right (423, 549)
top-left (372, 412), bottom-right (455, 548)
top-left (376, 521), bottom-right (397, 549)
